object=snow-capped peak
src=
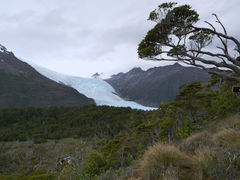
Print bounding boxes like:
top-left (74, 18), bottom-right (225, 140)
top-left (92, 72), bottom-right (102, 79)
top-left (0, 44), bottom-right (11, 54)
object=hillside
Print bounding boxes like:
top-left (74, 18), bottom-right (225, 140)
top-left (106, 63), bottom-right (210, 107)
top-left (0, 44), bottom-right (94, 108)
top-left (135, 114), bottom-right (240, 180)
top-left (1, 76), bottom-right (240, 179)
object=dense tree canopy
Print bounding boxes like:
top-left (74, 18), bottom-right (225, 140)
top-left (138, 2), bottom-right (240, 82)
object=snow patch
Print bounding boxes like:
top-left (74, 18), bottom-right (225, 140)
top-left (0, 44), bottom-right (10, 54)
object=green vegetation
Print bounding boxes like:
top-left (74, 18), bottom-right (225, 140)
top-left (0, 105), bottom-right (149, 142)
top-left (1, 74), bottom-right (240, 179)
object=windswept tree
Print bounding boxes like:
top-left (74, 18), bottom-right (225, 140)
top-left (138, 2), bottom-right (240, 82)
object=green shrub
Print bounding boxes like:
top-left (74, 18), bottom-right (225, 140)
top-left (84, 150), bottom-right (106, 177)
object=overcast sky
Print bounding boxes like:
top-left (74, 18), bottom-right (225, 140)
top-left (0, 0), bottom-right (239, 77)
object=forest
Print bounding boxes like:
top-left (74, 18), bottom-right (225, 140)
top-left (1, 75), bottom-right (240, 179)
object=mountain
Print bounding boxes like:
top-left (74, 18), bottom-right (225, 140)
top-left (105, 63), bottom-right (211, 107)
top-left (0, 44), bottom-right (94, 108)
top-left (32, 65), bottom-right (156, 110)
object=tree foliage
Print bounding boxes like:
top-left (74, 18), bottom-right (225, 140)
top-left (138, 2), bottom-right (240, 82)
top-left (0, 105), bottom-right (147, 142)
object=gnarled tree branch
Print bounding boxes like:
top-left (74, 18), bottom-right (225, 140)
top-left (138, 2), bottom-right (240, 82)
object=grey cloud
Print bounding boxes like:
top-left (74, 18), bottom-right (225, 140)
top-left (85, 21), bottom-right (150, 59)
top-left (0, 10), bottom-right (37, 24)
top-left (0, 0), bottom-right (239, 77)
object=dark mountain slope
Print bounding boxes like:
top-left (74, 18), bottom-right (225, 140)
top-left (0, 44), bottom-right (94, 108)
top-left (106, 63), bottom-right (210, 107)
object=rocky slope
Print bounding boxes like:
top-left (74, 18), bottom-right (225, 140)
top-left (105, 63), bottom-right (210, 107)
top-left (0, 44), bottom-right (94, 108)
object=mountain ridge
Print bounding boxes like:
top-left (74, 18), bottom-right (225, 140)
top-left (0, 44), bottom-right (94, 108)
top-left (106, 63), bottom-right (211, 107)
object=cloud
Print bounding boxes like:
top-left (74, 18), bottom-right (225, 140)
top-left (0, 0), bottom-right (239, 77)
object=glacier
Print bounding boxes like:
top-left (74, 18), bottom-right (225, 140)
top-left (32, 64), bottom-right (156, 111)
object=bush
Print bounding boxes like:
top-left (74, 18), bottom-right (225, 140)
top-left (195, 147), bottom-right (240, 179)
top-left (84, 150), bottom-right (106, 177)
top-left (138, 143), bottom-right (199, 180)
top-left (179, 131), bottom-right (212, 153)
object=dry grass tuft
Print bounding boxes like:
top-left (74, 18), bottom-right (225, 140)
top-left (220, 114), bottom-right (240, 129)
top-left (138, 143), bottom-right (199, 180)
top-left (194, 147), bottom-right (212, 166)
top-left (136, 114), bottom-right (240, 180)
top-left (179, 131), bottom-right (212, 153)
top-left (213, 128), bottom-right (240, 147)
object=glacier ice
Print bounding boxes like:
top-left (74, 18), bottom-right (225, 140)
top-left (32, 64), bottom-right (157, 111)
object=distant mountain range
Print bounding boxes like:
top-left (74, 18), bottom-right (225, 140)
top-left (0, 44), bottom-right (94, 108)
top-left (0, 44), bottom-right (211, 109)
top-left (105, 63), bottom-right (210, 107)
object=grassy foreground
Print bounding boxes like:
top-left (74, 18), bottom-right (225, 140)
top-left (0, 115), bottom-right (239, 180)
top-left (135, 114), bottom-right (240, 180)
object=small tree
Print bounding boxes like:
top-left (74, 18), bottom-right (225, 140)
top-left (138, 2), bottom-right (240, 82)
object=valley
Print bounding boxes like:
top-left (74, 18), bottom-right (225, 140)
top-left (31, 64), bottom-right (156, 110)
